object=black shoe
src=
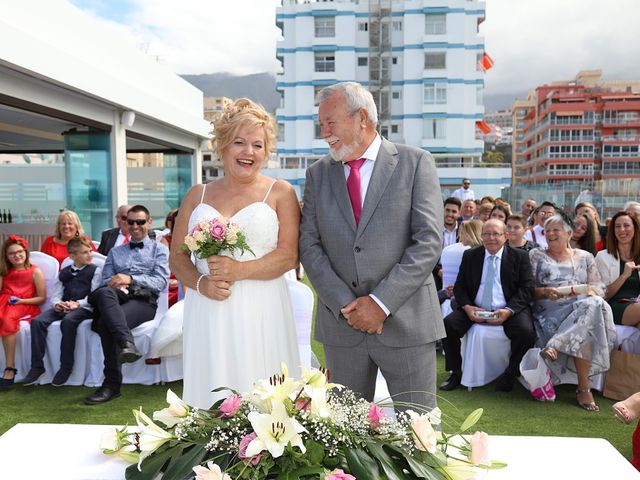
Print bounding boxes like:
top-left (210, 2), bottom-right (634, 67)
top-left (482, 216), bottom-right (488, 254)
top-left (439, 371), bottom-right (462, 391)
top-left (52, 369), bottom-right (71, 387)
top-left (118, 341), bottom-right (142, 364)
top-left (495, 372), bottom-right (515, 392)
top-left (0, 367), bottom-right (17, 388)
top-left (22, 367), bottom-right (45, 386)
top-left (84, 386), bottom-right (121, 405)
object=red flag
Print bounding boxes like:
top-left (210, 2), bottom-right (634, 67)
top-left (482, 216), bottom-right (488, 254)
top-left (477, 52), bottom-right (494, 72)
top-left (476, 120), bottom-right (491, 134)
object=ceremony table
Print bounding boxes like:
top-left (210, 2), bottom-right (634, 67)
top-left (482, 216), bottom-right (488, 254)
top-left (0, 423), bottom-right (638, 479)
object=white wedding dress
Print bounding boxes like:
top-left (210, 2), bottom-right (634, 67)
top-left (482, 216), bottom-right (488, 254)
top-left (182, 183), bottom-right (300, 409)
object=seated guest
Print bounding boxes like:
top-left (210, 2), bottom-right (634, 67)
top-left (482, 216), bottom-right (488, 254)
top-left (570, 213), bottom-right (598, 256)
top-left (490, 204), bottom-right (511, 224)
top-left (84, 205), bottom-right (169, 404)
top-left (459, 199), bottom-right (476, 222)
top-left (480, 195), bottom-right (495, 205)
top-left (506, 214), bottom-right (538, 252)
top-left (575, 201), bottom-right (607, 251)
top-left (440, 219), bottom-right (535, 392)
top-left (159, 209), bottom-right (180, 308)
top-left (529, 213), bottom-right (616, 412)
top-left (156, 209), bottom-right (178, 242)
top-left (477, 203), bottom-right (493, 222)
top-left (41, 210), bottom-right (97, 266)
top-left (442, 197), bottom-right (462, 248)
top-left (98, 205), bottom-right (131, 255)
top-left (596, 211), bottom-right (640, 329)
top-left (625, 201), bottom-right (640, 226)
top-left (521, 198), bottom-right (537, 219)
top-left (23, 237), bottom-right (102, 386)
top-left (524, 201), bottom-right (556, 248)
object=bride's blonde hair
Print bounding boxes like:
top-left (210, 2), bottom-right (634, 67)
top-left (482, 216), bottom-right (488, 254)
top-left (212, 98), bottom-right (277, 157)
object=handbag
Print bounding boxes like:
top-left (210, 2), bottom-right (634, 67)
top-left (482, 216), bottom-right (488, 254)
top-left (519, 347), bottom-right (556, 402)
top-left (603, 338), bottom-right (640, 401)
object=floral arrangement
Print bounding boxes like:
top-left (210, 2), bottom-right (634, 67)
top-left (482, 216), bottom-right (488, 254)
top-left (181, 218), bottom-right (254, 259)
top-left (101, 364), bottom-right (505, 480)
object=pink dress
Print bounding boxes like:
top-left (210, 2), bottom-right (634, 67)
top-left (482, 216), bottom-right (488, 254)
top-left (0, 265), bottom-right (41, 336)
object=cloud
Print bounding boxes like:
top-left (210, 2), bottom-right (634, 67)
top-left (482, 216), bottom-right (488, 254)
top-left (482, 0), bottom-right (640, 95)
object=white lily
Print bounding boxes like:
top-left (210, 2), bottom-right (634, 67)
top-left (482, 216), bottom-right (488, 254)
top-left (100, 426), bottom-right (139, 463)
top-left (245, 401), bottom-right (306, 458)
top-left (153, 389), bottom-right (189, 427)
top-left (308, 387), bottom-right (332, 419)
top-left (251, 373), bottom-right (299, 412)
top-left (441, 459), bottom-right (482, 480)
top-left (425, 406), bottom-right (442, 427)
top-left (300, 366), bottom-right (341, 390)
top-left (133, 408), bottom-right (175, 470)
top-left (406, 409), bottom-right (438, 453)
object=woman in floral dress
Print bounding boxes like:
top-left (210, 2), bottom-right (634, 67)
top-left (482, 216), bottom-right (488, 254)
top-left (529, 213), bottom-right (616, 412)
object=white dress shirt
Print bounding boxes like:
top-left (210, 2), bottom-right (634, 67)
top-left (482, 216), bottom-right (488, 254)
top-left (474, 246), bottom-right (507, 311)
top-left (113, 230), bottom-right (130, 248)
top-left (50, 263), bottom-right (103, 310)
top-left (443, 226), bottom-right (458, 248)
top-left (452, 187), bottom-right (475, 201)
top-left (524, 225), bottom-right (547, 248)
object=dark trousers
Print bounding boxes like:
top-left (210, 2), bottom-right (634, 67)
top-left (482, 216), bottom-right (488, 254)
top-left (30, 307), bottom-right (94, 371)
top-left (442, 308), bottom-right (535, 377)
top-left (92, 287), bottom-right (156, 391)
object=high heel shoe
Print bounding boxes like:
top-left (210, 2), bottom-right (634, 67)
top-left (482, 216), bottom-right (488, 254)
top-left (576, 387), bottom-right (599, 412)
top-left (540, 347), bottom-right (558, 362)
top-left (0, 367), bottom-right (17, 388)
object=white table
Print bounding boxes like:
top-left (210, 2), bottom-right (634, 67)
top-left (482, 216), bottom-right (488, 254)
top-left (0, 423), bottom-right (638, 479)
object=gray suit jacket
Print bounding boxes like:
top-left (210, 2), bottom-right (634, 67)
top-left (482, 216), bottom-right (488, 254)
top-left (299, 139), bottom-right (445, 348)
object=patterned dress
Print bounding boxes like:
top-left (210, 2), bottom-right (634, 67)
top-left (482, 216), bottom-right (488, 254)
top-left (529, 248), bottom-right (616, 378)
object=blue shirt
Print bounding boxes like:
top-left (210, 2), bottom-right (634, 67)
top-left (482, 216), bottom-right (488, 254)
top-left (101, 236), bottom-right (169, 294)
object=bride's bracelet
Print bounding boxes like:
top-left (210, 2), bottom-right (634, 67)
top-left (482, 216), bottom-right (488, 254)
top-left (196, 274), bottom-right (206, 296)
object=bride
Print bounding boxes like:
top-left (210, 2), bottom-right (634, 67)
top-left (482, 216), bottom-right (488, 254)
top-left (170, 98), bottom-right (301, 409)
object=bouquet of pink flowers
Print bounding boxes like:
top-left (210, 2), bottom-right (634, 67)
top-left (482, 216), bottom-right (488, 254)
top-left (181, 218), bottom-right (254, 259)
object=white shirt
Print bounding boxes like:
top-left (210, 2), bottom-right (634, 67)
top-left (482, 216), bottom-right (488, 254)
top-left (114, 229), bottom-right (130, 248)
top-left (50, 264), bottom-right (103, 310)
top-left (474, 246), bottom-right (507, 311)
top-left (443, 226), bottom-right (458, 248)
top-left (524, 225), bottom-right (547, 248)
top-left (452, 187), bottom-right (475, 201)
top-left (341, 134), bottom-right (389, 316)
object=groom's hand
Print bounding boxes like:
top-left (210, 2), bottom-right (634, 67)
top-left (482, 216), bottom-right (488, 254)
top-left (341, 296), bottom-right (386, 334)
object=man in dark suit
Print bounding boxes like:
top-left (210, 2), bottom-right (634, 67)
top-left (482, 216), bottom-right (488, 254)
top-left (440, 218), bottom-right (535, 392)
top-left (98, 205), bottom-right (131, 255)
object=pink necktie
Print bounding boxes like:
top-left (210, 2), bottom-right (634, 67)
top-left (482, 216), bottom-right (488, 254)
top-left (347, 158), bottom-right (366, 225)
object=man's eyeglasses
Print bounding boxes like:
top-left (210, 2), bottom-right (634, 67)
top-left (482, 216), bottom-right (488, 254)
top-left (481, 232), bottom-right (504, 238)
top-left (127, 219), bottom-right (147, 226)
top-left (118, 215), bottom-right (128, 221)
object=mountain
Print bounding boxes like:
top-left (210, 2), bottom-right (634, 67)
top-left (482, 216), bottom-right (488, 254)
top-left (484, 91), bottom-right (528, 113)
top-left (180, 72), bottom-right (281, 114)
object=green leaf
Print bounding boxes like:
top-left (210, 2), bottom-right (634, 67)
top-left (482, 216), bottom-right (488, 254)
top-left (459, 408), bottom-right (483, 433)
top-left (125, 446), bottom-right (176, 480)
top-left (344, 446), bottom-right (383, 480)
top-left (387, 446), bottom-right (447, 480)
top-left (275, 465), bottom-right (326, 480)
top-left (304, 439), bottom-right (326, 465)
top-left (161, 444), bottom-right (207, 480)
top-left (366, 442), bottom-right (407, 480)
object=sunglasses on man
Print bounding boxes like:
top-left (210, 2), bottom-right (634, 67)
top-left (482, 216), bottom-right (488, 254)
top-left (127, 219), bottom-right (147, 226)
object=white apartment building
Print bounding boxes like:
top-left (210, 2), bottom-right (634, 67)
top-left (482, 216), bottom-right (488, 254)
top-left (275, 0), bottom-right (494, 197)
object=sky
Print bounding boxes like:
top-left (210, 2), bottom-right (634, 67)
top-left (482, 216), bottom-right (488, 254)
top-left (70, 0), bottom-right (640, 99)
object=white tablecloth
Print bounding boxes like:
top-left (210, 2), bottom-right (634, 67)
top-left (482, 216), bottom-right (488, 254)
top-left (0, 423), bottom-right (638, 479)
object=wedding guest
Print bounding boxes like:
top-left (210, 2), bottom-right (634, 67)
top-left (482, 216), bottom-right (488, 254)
top-left (477, 203), bottom-right (493, 222)
top-left (171, 98), bottom-right (300, 409)
top-left (442, 197), bottom-right (461, 248)
top-left (480, 195), bottom-right (495, 205)
top-left (521, 199), bottom-right (537, 218)
top-left (452, 178), bottom-right (475, 202)
top-left (98, 205), bottom-right (132, 255)
top-left (570, 213), bottom-right (598, 255)
top-left (490, 204), bottom-right (512, 224)
top-left (625, 201), bottom-right (640, 225)
top-left (614, 391), bottom-right (640, 424)
top-left (159, 209), bottom-right (180, 307)
top-left (0, 236), bottom-right (46, 387)
top-left (156, 209), bottom-right (178, 242)
top-left (459, 199), bottom-right (477, 222)
top-left (41, 210), bottom-right (97, 266)
top-left (524, 201), bottom-right (557, 248)
top-left (529, 213), bottom-right (616, 412)
top-left (23, 237), bottom-right (102, 386)
top-left (595, 211), bottom-right (640, 328)
top-left (575, 201), bottom-right (607, 250)
top-left (506, 214), bottom-right (538, 252)
top-left (440, 219), bottom-right (535, 392)
top-left (84, 205), bottom-right (169, 404)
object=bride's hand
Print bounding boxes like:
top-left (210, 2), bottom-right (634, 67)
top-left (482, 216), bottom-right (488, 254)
top-left (200, 276), bottom-right (233, 301)
top-left (208, 256), bottom-right (243, 282)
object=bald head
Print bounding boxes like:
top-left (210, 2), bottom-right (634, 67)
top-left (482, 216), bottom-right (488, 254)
top-left (482, 219), bottom-right (507, 254)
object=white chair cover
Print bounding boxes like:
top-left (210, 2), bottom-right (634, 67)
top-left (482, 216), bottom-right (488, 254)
top-left (149, 301), bottom-right (184, 358)
top-left (29, 251), bottom-right (60, 310)
top-left (0, 320), bottom-right (32, 382)
top-left (285, 278), bottom-right (315, 369)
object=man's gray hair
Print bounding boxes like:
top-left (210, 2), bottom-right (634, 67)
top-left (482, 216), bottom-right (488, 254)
top-left (624, 201), bottom-right (640, 210)
top-left (316, 82), bottom-right (378, 127)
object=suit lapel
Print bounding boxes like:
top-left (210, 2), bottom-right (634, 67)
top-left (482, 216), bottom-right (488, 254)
top-left (356, 139), bottom-right (398, 238)
top-left (328, 159), bottom-right (357, 231)
top-left (472, 246), bottom-right (486, 295)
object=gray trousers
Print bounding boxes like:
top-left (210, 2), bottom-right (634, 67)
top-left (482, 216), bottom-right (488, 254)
top-left (324, 336), bottom-right (437, 411)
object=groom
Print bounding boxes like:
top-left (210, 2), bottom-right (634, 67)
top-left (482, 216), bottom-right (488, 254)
top-left (300, 82), bottom-right (445, 409)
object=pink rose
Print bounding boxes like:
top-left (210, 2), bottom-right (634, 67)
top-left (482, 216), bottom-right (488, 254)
top-left (469, 431), bottom-right (490, 466)
top-left (219, 395), bottom-right (242, 418)
top-left (368, 403), bottom-right (385, 428)
top-left (210, 220), bottom-right (227, 241)
top-left (325, 469), bottom-right (356, 480)
top-left (295, 398), bottom-right (310, 411)
top-left (238, 432), bottom-right (264, 466)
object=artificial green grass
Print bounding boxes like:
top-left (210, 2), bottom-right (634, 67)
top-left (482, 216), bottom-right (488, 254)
top-left (0, 276), bottom-right (634, 464)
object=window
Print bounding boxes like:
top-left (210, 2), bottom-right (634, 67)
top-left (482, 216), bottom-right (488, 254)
top-left (425, 14), bottom-right (446, 35)
top-left (392, 57), bottom-right (398, 65)
top-left (315, 16), bottom-right (335, 37)
top-left (357, 57), bottom-right (368, 67)
top-left (424, 83), bottom-right (447, 104)
top-left (313, 85), bottom-right (323, 105)
top-left (392, 91), bottom-right (401, 100)
top-left (424, 52), bottom-right (446, 69)
top-left (277, 123), bottom-right (284, 142)
top-left (358, 22), bottom-right (368, 31)
top-left (476, 52), bottom-right (483, 71)
top-left (315, 122), bottom-right (322, 139)
top-left (380, 126), bottom-right (389, 138)
top-left (392, 20), bottom-right (402, 31)
top-left (424, 118), bottom-right (446, 139)
top-left (315, 52), bottom-right (335, 72)
top-left (391, 124), bottom-right (399, 134)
